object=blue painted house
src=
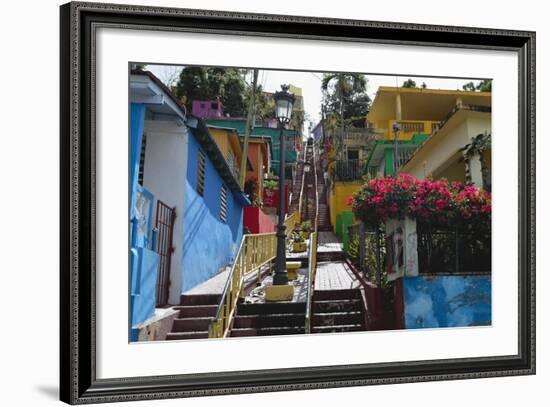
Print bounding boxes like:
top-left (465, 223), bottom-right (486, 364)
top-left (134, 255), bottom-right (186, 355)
top-left (129, 70), bottom-right (250, 341)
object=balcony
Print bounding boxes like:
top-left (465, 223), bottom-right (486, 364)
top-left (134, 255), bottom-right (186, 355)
top-left (327, 127), bottom-right (381, 148)
top-left (334, 159), bottom-right (365, 182)
top-left (371, 120), bottom-right (441, 141)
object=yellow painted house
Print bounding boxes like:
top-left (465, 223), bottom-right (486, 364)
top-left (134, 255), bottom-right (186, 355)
top-left (365, 86), bottom-right (491, 178)
top-left (400, 100), bottom-right (491, 190)
top-left (328, 85), bottom-right (492, 248)
top-left (208, 126), bottom-right (245, 181)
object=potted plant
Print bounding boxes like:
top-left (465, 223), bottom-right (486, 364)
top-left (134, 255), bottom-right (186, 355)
top-left (299, 220), bottom-right (313, 239)
top-left (291, 231), bottom-right (307, 253)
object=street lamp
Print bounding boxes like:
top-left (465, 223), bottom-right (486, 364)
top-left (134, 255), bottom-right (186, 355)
top-left (392, 122), bottom-right (400, 174)
top-left (273, 85), bottom-right (295, 286)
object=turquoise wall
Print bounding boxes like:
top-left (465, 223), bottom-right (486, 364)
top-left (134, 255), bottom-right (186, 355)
top-left (403, 275), bottom-right (491, 328)
top-left (181, 129), bottom-right (244, 292)
top-left (206, 119), bottom-right (297, 163)
top-left (129, 103), bottom-right (160, 339)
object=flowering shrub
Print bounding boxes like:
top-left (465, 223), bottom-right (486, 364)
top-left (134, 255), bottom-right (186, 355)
top-left (349, 174), bottom-right (491, 230)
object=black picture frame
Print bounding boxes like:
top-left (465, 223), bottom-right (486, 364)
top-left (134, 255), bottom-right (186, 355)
top-left (60, 1), bottom-right (536, 404)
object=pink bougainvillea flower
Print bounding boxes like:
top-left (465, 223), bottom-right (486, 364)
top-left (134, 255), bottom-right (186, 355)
top-left (435, 199), bottom-right (449, 210)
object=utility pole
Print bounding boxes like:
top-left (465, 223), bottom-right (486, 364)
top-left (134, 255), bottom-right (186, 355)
top-left (339, 73), bottom-right (345, 160)
top-left (239, 69), bottom-right (258, 189)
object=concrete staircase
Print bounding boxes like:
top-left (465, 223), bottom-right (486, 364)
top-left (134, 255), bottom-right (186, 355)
top-left (315, 150), bottom-right (333, 232)
top-left (166, 294), bottom-right (220, 340)
top-left (288, 148), bottom-right (305, 216)
top-left (230, 302), bottom-right (306, 337)
top-left (311, 289), bottom-right (365, 333)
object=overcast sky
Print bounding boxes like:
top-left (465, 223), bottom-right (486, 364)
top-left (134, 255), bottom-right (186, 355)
top-left (147, 64), bottom-right (485, 135)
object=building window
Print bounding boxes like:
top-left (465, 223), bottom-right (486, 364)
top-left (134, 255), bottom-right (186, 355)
top-left (138, 133), bottom-right (147, 185)
top-left (196, 149), bottom-right (206, 196)
top-left (347, 149), bottom-right (359, 161)
top-left (220, 185), bottom-right (228, 223)
top-left (227, 150), bottom-right (238, 178)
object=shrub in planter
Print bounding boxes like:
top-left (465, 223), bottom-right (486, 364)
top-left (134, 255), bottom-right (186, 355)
top-left (349, 174), bottom-right (491, 231)
top-left (291, 231), bottom-right (307, 253)
top-left (299, 220), bottom-right (313, 239)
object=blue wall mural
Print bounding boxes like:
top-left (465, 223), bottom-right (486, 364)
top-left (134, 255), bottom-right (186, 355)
top-left (180, 129), bottom-right (244, 292)
top-left (403, 275), bottom-right (491, 329)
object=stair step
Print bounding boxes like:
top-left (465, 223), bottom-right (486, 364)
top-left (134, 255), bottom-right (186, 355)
top-left (314, 289), bottom-right (361, 301)
top-left (312, 324), bottom-right (364, 333)
top-left (237, 302), bottom-right (306, 316)
top-left (233, 313), bottom-right (305, 329)
top-left (230, 326), bottom-right (306, 337)
top-left (180, 294), bottom-right (221, 306)
top-left (317, 252), bottom-right (345, 261)
top-left (166, 331), bottom-right (209, 340)
top-left (313, 299), bottom-right (362, 313)
top-left (172, 317), bottom-right (212, 332)
top-left (175, 305), bottom-right (217, 318)
top-left (312, 312), bottom-right (362, 326)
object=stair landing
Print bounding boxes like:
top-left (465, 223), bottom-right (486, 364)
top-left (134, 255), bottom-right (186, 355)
top-left (317, 232), bottom-right (343, 253)
top-left (314, 261), bottom-right (362, 291)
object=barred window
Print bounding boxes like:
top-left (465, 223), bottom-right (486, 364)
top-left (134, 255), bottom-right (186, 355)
top-left (196, 149), bottom-right (206, 196)
top-left (220, 185), bottom-right (228, 223)
top-left (138, 133), bottom-right (147, 185)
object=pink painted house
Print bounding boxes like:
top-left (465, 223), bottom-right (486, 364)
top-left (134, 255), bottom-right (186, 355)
top-left (191, 99), bottom-right (224, 119)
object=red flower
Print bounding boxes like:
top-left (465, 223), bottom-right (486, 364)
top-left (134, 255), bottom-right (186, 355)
top-left (435, 199), bottom-right (448, 210)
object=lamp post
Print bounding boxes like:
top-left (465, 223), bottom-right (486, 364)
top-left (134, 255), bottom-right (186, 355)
top-left (392, 122), bottom-right (400, 174)
top-left (273, 85), bottom-right (295, 286)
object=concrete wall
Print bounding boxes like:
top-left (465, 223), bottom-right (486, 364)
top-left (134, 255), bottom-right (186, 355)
top-left (329, 181), bottom-right (362, 231)
top-left (181, 129), bottom-right (244, 292)
top-left (243, 206), bottom-right (276, 234)
top-left (130, 247), bottom-right (160, 339)
top-left (142, 119), bottom-right (189, 305)
top-left (402, 275), bottom-right (491, 329)
top-left (402, 111), bottom-right (490, 180)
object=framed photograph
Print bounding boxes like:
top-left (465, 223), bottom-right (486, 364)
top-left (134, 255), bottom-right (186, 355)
top-left (60, 1), bottom-right (535, 404)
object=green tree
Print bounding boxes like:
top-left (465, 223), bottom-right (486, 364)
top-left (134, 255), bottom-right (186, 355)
top-left (321, 73), bottom-right (369, 127)
top-left (172, 67), bottom-right (247, 117)
top-left (477, 79), bottom-right (492, 92)
top-left (462, 79), bottom-right (492, 92)
top-left (462, 81), bottom-right (477, 92)
top-left (402, 78), bottom-right (417, 88)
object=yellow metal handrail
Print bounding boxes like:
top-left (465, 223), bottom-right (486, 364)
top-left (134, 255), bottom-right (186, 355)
top-left (284, 211), bottom-right (300, 236)
top-left (305, 146), bottom-right (320, 334)
top-left (208, 232), bottom-right (277, 338)
top-left (305, 231), bottom-right (318, 334)
top-left (297, 148), bottom-right (307, 222)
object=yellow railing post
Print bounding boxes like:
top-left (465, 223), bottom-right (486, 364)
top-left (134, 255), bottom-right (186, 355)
top-left (208, 232), bottom-right (278, 338)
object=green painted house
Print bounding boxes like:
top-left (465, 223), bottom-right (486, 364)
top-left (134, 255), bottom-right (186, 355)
top-left (365, 133), bottom-right (429, 178)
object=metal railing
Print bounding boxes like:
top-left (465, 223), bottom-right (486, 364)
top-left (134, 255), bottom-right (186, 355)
top-left (367, 166), bottom-right (378, 179)
top-left (284, 211), bottom-right (300, 236)
top-left (334, 159), bottom-right (365, 181)
top-left (208, 232), bottom-right (277, 338)
top-left (384, 120), bottom-right (441, 140)
top-left (394, 148), bottom-right (416, 171)
top-left (305, 146), bottom-right (319, 334)
top-left (305, 231), bottom-right (318, 333)
top-left (297, 147), bottom-right (307, 221)
top-left (347, 223), bottom-right (384, 286)
top-left (417, 226), bottom-right (491, 274)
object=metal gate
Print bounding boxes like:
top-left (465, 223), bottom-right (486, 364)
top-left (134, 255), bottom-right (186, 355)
top-left (154, 200), bottom-right (176, 306)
